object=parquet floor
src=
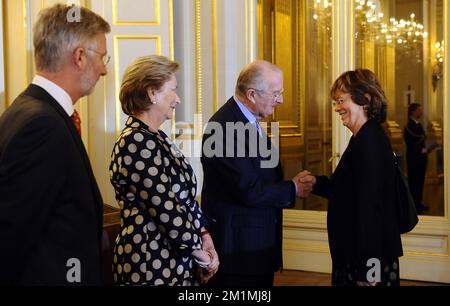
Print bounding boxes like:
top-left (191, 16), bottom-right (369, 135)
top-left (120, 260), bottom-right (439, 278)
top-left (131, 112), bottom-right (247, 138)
top-left (273, 270), bottom-right (445, 286)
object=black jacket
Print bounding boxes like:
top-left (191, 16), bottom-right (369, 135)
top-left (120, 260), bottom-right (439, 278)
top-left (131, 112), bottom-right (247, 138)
top-left (404, 118), bottom-right (427, 160)
top-left (200, 97), bottom-right (296, 275)
top-left (313, 119), bottom-right (403, 278)
top-left (0, 84), bottom-right (103, 285)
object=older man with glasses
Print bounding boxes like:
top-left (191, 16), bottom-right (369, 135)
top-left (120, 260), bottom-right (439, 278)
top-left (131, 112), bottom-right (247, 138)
top-left (200, 60), bottom-right (315, 287)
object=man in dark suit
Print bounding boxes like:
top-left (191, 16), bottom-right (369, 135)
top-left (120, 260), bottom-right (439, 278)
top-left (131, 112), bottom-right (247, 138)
top-left (404, 103), bottom-right (429, 214)
top-left (0, 4), bottom-right (110, 285)
top-left (200, 61), bottom-right (314, 286)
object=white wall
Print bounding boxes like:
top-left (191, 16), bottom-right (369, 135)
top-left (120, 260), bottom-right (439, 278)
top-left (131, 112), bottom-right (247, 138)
top-left (173, 0), bottom-right (196, 125)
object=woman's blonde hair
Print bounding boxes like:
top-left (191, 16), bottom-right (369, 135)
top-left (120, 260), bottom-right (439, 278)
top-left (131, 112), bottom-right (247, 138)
top-left (120, 55), bottom-right (179, 116)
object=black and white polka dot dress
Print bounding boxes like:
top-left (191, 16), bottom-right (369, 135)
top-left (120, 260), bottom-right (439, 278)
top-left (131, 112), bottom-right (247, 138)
top-left (110, 116), bottom-right (205, 286)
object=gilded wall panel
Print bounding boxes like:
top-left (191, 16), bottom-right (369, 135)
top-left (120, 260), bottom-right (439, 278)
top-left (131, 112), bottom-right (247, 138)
top-left (258, 0), bottom-right (333, 211)
top-left (113, 0), bottom-right (159, 25)
top-left (113, 36), bottom-right (160, 131)
top-left (274, 0), bottom-right (294, 125)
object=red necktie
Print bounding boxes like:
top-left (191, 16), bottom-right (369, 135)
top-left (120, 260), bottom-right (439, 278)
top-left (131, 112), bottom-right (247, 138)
top-left (71, 110), bottom-right (82, 136)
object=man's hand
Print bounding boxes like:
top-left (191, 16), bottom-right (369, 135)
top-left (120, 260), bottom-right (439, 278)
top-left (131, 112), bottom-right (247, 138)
top-left (293, 170), bottom-right (316, 198)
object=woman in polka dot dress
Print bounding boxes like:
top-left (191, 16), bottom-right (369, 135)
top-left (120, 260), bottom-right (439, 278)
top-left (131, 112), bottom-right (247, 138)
top-left (109, 55), bottom-right (219, 286)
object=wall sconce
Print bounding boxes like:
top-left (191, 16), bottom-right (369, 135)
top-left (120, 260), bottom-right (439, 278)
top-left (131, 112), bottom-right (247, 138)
top-left (432, 40), bottom-right (444, 92)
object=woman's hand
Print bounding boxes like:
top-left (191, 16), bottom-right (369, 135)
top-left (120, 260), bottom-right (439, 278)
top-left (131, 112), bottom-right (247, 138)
top-left (197, 228), bottom-right (220, 284)
top-left (201, 230), bottom-right (220, 272)
top-left (191, 249), bottom-right (211, 266)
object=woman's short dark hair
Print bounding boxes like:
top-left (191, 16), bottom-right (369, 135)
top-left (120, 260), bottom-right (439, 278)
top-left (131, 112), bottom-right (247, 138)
top-left (120, 55), bottom-right (179, 116)
top-left (330, 69), bottom-right (388, 123)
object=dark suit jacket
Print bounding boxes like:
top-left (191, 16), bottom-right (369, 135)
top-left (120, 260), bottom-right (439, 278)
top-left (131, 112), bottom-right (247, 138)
top-left (0, 84), bottom-right (103, 285)
top-left (404, 118), bottom-right (427, 164)
top-left (313, 119), bottom-right (403, 279)
top-left (200, 97), bottom-right (296, 276)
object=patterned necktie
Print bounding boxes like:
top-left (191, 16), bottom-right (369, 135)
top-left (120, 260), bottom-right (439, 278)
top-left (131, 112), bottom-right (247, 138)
top-left (71, 110), bottom-right (82, 136)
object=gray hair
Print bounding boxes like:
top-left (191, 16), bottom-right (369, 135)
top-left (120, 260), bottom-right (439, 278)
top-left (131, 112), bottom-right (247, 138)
top-left (33, 4), bottom-right (111, 72)
top-left (235, 60), bottom-right (282, 96)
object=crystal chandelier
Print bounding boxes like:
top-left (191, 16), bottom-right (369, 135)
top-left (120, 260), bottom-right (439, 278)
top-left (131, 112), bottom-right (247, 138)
top-left (354, 0), bottom-right (428, 54)
top-left (355, 0), bottom-right (428, 50)
top-left (312, 0), bottom-right (432, 63)
top-left (312, 0), bottom-right (332, 33)
top-left (313, 0), bottom-right (332, 21)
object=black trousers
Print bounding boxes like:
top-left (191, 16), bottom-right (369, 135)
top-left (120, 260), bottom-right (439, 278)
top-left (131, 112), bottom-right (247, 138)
top-left (206, 272), bottom-right (274, 287)
top-left (406, 153), bottom-right (427, 210)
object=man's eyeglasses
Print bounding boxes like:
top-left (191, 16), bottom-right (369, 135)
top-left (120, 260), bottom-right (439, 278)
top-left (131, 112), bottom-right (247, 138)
top-left (253, 88), bottom-right (284, 100)
top-left (87, 48), bottom-right (111, 66)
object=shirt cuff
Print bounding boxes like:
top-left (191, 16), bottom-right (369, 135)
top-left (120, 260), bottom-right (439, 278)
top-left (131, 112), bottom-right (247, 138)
top-left (291, 179), bottom-right (298, 195)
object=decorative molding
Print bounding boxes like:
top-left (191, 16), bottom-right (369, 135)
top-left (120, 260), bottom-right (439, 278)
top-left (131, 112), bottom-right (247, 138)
top-left (195, 0), bottom-right (202, 135)
top-left (112, 0), bottom-right (160, 25)
top-left (444, 0), bottom-right (449, 220)
top-left (168, 0), bottom-right (173, 60)
top-left (245, 0), bottom-right (257, 62)
top-left (0, 0), bottom-right (6, 114)
top-left (169, 0), bottom-right (174, 139)
top-left (212, 0), bottom-right (218, 112)
top-left (113, 34), bottom-right (161, 137)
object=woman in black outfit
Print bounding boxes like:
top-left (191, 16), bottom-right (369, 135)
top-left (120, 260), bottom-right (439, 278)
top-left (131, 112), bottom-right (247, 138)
top-left (313, 69), bottom-right (403, 286)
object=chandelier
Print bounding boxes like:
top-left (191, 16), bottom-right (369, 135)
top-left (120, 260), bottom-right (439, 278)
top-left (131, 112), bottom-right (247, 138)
top-left (312, 0), bottom-right (332, 33)
top-left (354, 0), bottom-right (428, 53)
top-left (313, 0), bottom-right (332, 21)
top-left (312, 1), bottom-right (428, 51)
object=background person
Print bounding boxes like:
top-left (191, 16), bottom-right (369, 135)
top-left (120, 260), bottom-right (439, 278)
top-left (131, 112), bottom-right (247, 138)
top-left (404, 103), bottom-right (431, 214)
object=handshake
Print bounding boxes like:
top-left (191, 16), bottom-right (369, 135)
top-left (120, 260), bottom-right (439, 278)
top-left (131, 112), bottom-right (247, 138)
top-left (292, 170), bottom-right (316, 198)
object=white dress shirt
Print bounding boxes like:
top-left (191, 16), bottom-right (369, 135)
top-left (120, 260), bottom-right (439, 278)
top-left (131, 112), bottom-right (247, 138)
top-left (32, 75), bottom-right (74, 117)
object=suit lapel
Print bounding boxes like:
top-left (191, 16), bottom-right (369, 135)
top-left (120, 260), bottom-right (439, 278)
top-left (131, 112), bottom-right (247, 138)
top-left (227, 98), bottom-right (281, 173)
top-left (23, 85), bottom-right (103, 222)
